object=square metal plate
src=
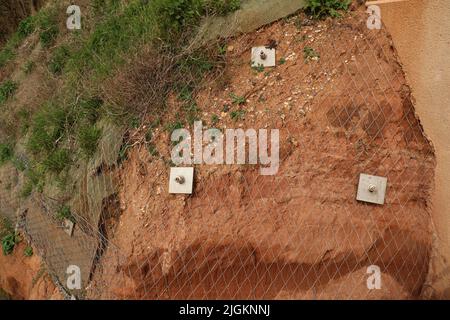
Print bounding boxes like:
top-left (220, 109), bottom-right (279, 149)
top-left (64, 219), bottom-right (75, 236)
top-left (356, 173), bottom-right (387, 205)
top-left (169, 167), bottom-right (194, 194)
top-left (251, 46), bottom-right (276, 68)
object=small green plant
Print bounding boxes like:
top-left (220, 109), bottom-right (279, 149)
top-left (27, 103), bottom-right (68, 154)
top-left (20, 181), bottom-right (34, 198)
top-left (17, 16), bottom-right (36, 39)
top-left (0, 143), bottom-right (13, 165)
top-left (252, 63), bottom-right (265, 73)
top-left (37, 10), bottom-right (59, 48)
top-left (23, 60), bottom-right (35, 74)
top-left (56, 205), bottom-right (75, 223)
top-left (305, 0), bottom-right (351, 19)
top-left (43, 148), bottom-right (70, 173)
top-left (177, 86), bottom-right (194, 102)
top-left (24, 246), bottom-right (33, 257)
top-left (165, 121), bottom-right (184, 133)
top-left (77, 125), bottom-right (102, 157)
top-left (11, 156), bottom-right (27, 172)
top-left (303, 46), bottom-right (320, 62)
top-left (230, 93), bottom-right (246, 105)
top-left (211, 114), bottom-right (219, 125)
top-left (48, 46), bottom-right (71, 75)
top-left (279, 57), bottom-right (286, 65)
top-left (230, 109), bottom-right (246, 121)
top-left (0, 80), bottom-right (18, 105)
top-left (1, 233), bottom-right (18, 255)
top-left (118, 142), bottom-right (131, 163)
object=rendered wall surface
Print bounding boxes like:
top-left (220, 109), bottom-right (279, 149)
top-left (381, 0), bottom-right (450, 297)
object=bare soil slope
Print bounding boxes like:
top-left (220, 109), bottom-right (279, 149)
top-left (89, 7), bottom-right (435, 300)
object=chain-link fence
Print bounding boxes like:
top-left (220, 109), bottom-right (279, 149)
top-left (0, 6), bottom-right (443, 300)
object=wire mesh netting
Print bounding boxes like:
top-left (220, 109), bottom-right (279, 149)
top-left (0, 6), bottom-right (443, 300)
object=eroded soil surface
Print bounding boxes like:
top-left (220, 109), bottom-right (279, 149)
top-left (88, 7), bottom-right (435, 299)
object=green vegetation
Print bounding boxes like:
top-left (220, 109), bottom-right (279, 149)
top-left (0, 0), bottom-right (241, 196)
top-left (27, 103), bottom-right (68, 155)
top-left (303, 46), bottom-right (320, 62)
top-left (1, 217), bottom-right (18, 256)
top-left (230, 93), bottom-right (246, 105)
top-left (77, 125), bottom-right (102, 157)
top-left (0, 80), bottom-right (18, 105)
top-left (37, 9), bottom-right (59, 48)
top-left (211, 114), bottom-right (219, 125)
top-left (252, 63), bottom-right (265, 73)
top-left (24, 246), bottom-right (33, 257)
top-left (56, 205), bottom-right (75, 223)
top-left (305, 0), bottom-right (351, 19)
top-left (0, 143), bottom-right (13, 165)
top-left (43, 149), bottom-right (70, 173)
top-left (48, 46), bottom-right (71, 75)
top-left (23, 60), bottom-right (35, 74)
top-left (230, 109), bottom-right (246, 121)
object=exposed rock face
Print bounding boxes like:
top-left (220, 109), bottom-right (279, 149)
top-left (0, 0), bottom-right (45, 46)
top-left (88, 8), bottom-right (435, 300)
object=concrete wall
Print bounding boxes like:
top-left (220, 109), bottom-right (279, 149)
top-left (381, 0), bottom-right (450, 297)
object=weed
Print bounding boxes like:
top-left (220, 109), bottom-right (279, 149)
top-left (279, 57), bottom-right (286, 65)
top-left (48, 46), bottom-right (71, 75)
top-left (20, 181), bottom-right (34, 198)
top-left (230, 93), bottom-right (246, 105)
top-left (177, 86), bottom-right (194, 102)
top-left (211, 114), bottom-right (219, 125)
top-left (20, 167), bottom-right (45, 198)
top-left (230, 109), bottom-right (246, 121)
top-left (118, 142), bottom-right (131, 163)
top-left (0, 143), bottom-right (13, 165)
top-left (305, 0), bottom-right (351, 19)
top-left (77, 125), bottom-right (102, 157)
top-left (23, 60), bottom-right (35, 74)
top-left (27, 103), bottom-right (68, 154)
top-left (165, 120), bottom-right (184, 136)
top-left (24, 246), bottom-right (33, 257)
top-left (0, 80), bottom-right (18, 105)
top-left (56, 205), bottom-right (75, 223)
top-left (77, 97), bottom-right (103, 124)
top-left (252, 63), bottom-right (265, 73)
top-left (303, 46), bottom-right (320, 62)
top-left (11, 156), bottom-right (27, 172)
top-left (184, 102), bottom-right (200, 125)
top-left (1, 233), bottom-right (18, 255)
top-left (43, 148), bottom-right (70, 173)
top-left (17, 16), bottom-right (36, 39)
top-left (37, 10), bottom-right (59, 48)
